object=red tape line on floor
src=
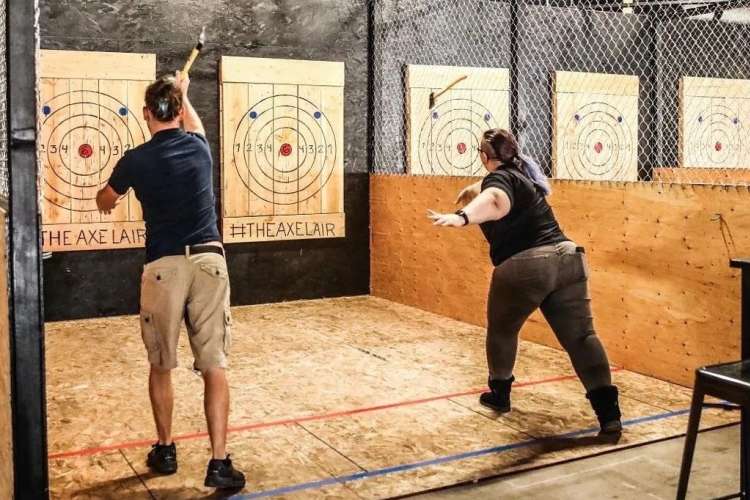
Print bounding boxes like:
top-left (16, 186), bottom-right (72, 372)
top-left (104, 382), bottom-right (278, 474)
top-left (48, 368), bottom-right (622, 460)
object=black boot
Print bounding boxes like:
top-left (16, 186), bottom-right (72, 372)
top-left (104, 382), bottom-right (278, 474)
top-left (479, 375), bottom-right (514, 413)
top-left (204, 455), bottom-right (246, 489)
top-left (146, 442), bottom-right (178, 475)
top-left (586, 385), bottom-right (623, 434)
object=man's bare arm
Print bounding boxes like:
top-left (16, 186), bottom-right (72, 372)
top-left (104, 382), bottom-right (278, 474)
top-left (176, 70), bottom-right (205, 136)
top-left (96, 185), bottom-right (120, 214)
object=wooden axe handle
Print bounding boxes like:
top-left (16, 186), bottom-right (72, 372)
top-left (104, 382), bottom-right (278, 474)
top-left (182, 48), bottom-right (200, 75)
top-left (434, 75), bottom-right (468, 99)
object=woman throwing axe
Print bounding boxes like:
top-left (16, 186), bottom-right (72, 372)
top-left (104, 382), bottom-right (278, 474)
top-left (428, 129), bottom-right (622, 434)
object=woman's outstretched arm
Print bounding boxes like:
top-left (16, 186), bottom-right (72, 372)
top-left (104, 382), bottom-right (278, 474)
top-left (429, 187), bottom-right (511, 227)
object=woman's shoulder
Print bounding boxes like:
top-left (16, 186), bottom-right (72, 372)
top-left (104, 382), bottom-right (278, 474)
top-left (482, 168), bottom-right (520, 189)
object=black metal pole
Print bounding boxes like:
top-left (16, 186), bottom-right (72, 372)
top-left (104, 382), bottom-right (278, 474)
top-left (730, 259), bottom-right (750, 498)
top-left (7, 0), bottom-right (49, 497)
top-left (367, 0), bottom-right (376, 174)
top-left (509, 0), bottom-right (520, 134)
top-left (742, 268), bottom-right (750, 497)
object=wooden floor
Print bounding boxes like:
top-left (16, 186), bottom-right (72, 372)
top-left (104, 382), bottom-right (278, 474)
top-left (45, 296), bottom-right (737, 499)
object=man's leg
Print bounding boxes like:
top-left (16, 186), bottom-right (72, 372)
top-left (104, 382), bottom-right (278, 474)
top-left (203, 367), bottom-right (229, 459)
top-left (149, 365), bottom-right (174, 445)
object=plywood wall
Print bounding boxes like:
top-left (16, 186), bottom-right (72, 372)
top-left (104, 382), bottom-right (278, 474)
top-left (0, 210), bottom-right (13, 497)
top-left (371, 175), bottom-right (746, 386)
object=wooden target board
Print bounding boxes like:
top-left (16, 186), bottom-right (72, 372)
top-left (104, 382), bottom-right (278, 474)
top-left (679, 76), bottom-right (750, 169)
top-left (220, 56), bottom-right (345, 243)
top-left (407, 65), bottom-right (510, 177)
top-left (553, 71), bottom-right (639, 182)
top-left (39, 50), bottom-right (154, 252)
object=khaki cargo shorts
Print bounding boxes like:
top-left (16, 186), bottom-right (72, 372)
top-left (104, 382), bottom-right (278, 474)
top-left (139, 251), bottom-right (231, 372)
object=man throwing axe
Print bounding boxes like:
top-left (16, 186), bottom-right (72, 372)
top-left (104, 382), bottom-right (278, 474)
top-left (96, 71), bottom-right (245, 490)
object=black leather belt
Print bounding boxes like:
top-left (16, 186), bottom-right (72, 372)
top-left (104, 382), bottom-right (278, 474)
top-left (164, 244), bottom-right (225, 258)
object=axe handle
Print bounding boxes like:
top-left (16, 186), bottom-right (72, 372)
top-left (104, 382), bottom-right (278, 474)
top-left (433, 75), bottom-right (468, 100)
top-left (182, 47), bottom-right (201, 75)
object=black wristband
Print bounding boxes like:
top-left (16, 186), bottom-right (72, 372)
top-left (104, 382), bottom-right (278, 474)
top-left (455, 209), bottom-right (469, 226)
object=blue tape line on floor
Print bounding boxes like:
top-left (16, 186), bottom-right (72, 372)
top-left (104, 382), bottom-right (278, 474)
top-left (230, 408), bottom-right (691, 499)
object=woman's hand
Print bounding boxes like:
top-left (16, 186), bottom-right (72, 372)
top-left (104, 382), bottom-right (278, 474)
top-left (455, 181), bottom-right (481, 206)
top-left (428, 210), bottom-right (465, 227)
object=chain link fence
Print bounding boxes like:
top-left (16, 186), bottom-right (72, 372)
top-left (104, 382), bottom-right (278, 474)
top-left (370, 0), bottom-right (750, 185)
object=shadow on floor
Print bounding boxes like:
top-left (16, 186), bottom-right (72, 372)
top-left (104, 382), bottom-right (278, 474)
top-left (506, 432), bottom-right (622, 468)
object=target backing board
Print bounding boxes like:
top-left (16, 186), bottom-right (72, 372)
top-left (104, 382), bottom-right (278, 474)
top-left (553, 71), bottom-right (639, 182)
top-left (39, 50), bottom-right (154, 252)
top-left (220, 56), bottom-right (345, 243)
top-left (406, 65), bottom-right (510, 177)
top-left (679, 76), bottom-right (750, 169)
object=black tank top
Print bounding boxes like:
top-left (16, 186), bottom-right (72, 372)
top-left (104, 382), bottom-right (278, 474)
top-left (479, 167), bottom-right (568, 266)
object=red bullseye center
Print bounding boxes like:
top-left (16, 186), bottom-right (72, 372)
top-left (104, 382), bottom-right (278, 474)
top-left (279, 143), bottom-right (293, 157)
top-left (457, 143), bottom-right (467, 154)
top-left (78, 143), bottom-right (93, 159)
top-left (594, 142), bottom-right (603, 154)
top-left (715, 142), bottom-right (723, 152)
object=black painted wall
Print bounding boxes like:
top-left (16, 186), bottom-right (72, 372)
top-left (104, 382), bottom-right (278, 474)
top-left (41, 0), bottom-right (370, 321)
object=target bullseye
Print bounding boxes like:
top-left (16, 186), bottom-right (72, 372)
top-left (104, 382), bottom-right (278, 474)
top-left (279, 143), bottom-right (293, 157)
top-left (715, 142), bottom-right (723, 152)
top-left (78, 144), bottom-right (94, 159)
top-left (457, 143), bottom-right (467, 154)
top-left (594, 142), bottom-right (603, 154)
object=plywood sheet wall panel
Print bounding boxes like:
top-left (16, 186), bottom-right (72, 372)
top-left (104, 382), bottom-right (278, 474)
top-left (371, 175), bottom-right (743, 386)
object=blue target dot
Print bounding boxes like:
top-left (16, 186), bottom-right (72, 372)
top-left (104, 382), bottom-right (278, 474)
top-left (698, 116), bottom-right (704, 123)
top-left (734, 117), bottom-right (740, 125)
top-left (617, 116), bottom-right (623, 123)
top-left (42, 105), bottom-right (51, 115)
top-left (119, 107), bottom-right (128, 116)
top-left (574, 114), bottom-right (581, 122)
top-left (432, 111), bottom-right (439, 120)
top-left (484, 113), bottom-right (492, 122)
top-left (314, 111), bottom-right (322, 119)
top-left (249, 111), bottom-right (258, 119)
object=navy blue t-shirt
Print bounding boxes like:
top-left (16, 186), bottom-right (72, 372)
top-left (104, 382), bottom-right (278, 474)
top-left (108, 128), bottom-right (220, 263)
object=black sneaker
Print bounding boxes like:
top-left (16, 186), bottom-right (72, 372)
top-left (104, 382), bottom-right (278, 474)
top-left (146, 442), bottom-right (177, 475)
top-left (479, 375), bottom-right (514, 413)
top-left (204, 455), bottom-right (246, 490)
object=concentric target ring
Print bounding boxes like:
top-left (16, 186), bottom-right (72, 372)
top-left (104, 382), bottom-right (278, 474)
top-left (562, 102), bottom-right (633, 180)
top-left (232, 94), bottom-right (337, 205)
top-left (687, 106), bottom-right (743, 166)
top-left (418, 98), bottom-right (497, 176)
top-left (40, 90), bottom-right (145, 212)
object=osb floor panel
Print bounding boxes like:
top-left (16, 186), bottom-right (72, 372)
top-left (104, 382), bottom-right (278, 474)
top-left (46, 296), bottom-right (738, 499)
